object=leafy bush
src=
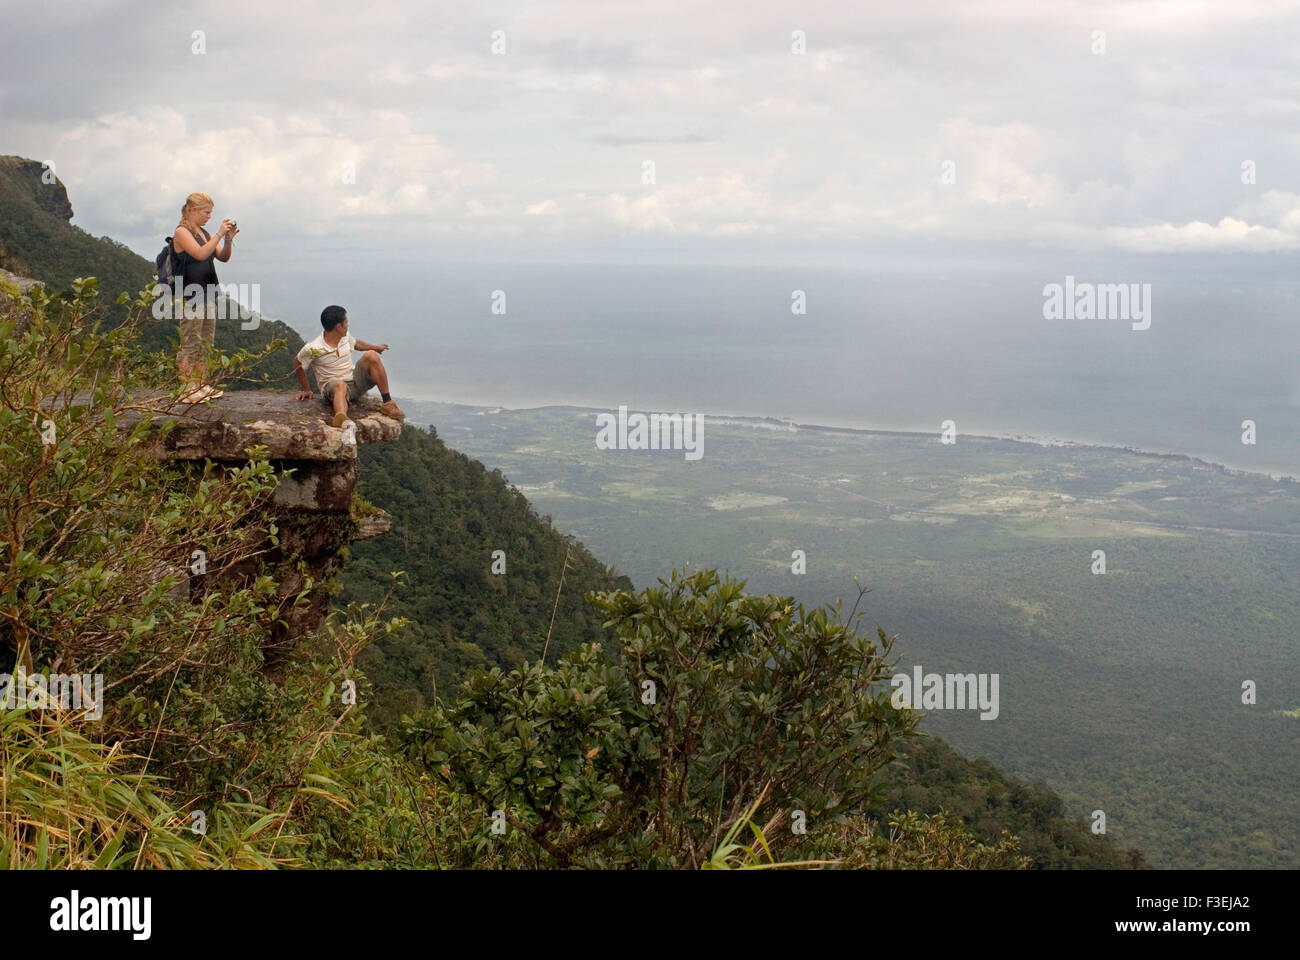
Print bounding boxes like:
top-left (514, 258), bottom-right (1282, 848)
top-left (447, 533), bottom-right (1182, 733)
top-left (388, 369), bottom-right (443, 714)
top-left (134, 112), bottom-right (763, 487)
top-left (399, 569), bottom-right (920, 867)
top-left (698, 790), bottom-right (1029, 870)
top-left (831, 811), bottom-right (1031, 870)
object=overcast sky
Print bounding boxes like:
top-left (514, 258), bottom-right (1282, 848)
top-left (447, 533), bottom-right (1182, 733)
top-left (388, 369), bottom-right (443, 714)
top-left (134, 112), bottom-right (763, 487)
top-left (4, 0), bottom-right (1300, 268)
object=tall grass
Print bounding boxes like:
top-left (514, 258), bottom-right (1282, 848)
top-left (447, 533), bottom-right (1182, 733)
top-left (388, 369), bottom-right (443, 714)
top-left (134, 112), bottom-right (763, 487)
top-left (0, 702), bottom-right (291, 869)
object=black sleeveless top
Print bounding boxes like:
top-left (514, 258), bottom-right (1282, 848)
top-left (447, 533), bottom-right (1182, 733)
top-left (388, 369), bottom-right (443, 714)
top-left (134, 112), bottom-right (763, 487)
top-left (176, 227), bottom-right (219, 292)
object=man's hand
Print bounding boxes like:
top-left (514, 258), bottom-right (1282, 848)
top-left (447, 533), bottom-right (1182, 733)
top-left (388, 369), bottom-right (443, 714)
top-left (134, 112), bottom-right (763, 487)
top-left (296, 389), bottom-right (314, 401)
top-left (374, 343), bottom-right (389, 353)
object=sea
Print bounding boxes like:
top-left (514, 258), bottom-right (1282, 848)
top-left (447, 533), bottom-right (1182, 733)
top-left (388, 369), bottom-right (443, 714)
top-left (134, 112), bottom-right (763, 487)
top-left (242, 256), bottom-right (1300, 478)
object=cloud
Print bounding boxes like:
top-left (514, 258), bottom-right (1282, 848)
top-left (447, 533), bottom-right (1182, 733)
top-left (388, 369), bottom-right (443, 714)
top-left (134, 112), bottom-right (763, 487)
top-left (41, 108), bottom-right (496, 233)
top-left (1106, 217), bottom-right (1300, 253)
top-left (592, 133), bottom-right (713, 146)
top-left (934, 119), bottom-right (1060, 210)
top-left (4, 0), bottom-right (1300, 264)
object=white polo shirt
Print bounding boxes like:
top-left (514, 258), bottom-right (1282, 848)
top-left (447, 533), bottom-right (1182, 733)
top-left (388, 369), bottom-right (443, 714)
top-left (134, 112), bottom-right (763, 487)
top-left (297, 333), bottom-right (356, 383)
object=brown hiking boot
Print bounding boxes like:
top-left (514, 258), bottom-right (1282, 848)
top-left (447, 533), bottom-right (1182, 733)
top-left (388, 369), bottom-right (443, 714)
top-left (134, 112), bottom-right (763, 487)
top-left (380, 400), bottom-right (406, 420)
top-left (332, 411), bottom-right (353, 429)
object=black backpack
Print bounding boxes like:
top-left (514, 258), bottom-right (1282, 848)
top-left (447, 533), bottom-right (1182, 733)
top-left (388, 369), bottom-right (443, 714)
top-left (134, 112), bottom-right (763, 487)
top-left (154, 236), bottom-right (179, 285)
top-left (154, 227), bottom-right (209, 285)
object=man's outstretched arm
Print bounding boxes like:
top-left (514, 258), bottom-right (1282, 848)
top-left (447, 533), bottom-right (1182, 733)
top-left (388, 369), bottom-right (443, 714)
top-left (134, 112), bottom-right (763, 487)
top-left (352, 339), bottom-right (389, 352)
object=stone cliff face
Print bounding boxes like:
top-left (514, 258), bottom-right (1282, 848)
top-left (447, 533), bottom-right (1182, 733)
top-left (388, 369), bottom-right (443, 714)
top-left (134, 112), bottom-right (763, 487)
top-left (1, 158), bottom-right (75, 221)
top-left (135, 389), bottom-right (403, 651)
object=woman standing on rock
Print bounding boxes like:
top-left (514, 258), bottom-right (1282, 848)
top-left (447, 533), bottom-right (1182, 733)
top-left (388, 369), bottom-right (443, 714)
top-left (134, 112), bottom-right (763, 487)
top-left (172, 192), bottom-right (236, 402)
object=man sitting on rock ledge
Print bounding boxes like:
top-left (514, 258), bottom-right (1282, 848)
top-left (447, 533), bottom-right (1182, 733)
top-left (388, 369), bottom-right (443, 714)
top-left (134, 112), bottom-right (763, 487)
top-left (294, 305), bottom-right (405, 426)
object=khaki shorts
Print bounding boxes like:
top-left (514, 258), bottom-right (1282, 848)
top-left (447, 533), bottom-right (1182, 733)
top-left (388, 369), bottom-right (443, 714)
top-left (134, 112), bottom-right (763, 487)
top-left (318, 360), bottom-right (374, 405)
top-left (178, 300), bottom-right (217, 368)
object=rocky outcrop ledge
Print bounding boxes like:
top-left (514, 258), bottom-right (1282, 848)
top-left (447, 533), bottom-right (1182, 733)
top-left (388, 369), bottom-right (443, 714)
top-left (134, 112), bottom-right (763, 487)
top-left (137, 388), bottom-right (401, 512)
top-left (131, 389), bottom-right (402, 647)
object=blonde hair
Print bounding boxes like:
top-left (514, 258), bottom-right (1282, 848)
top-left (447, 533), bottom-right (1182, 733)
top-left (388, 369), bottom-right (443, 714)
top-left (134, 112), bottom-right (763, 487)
top-left (178, 192), bottom-right (215, 237)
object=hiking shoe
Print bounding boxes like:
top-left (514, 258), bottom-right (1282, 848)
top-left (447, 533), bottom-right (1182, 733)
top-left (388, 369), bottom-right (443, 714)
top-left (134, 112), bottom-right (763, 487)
top-left (332, 411), bottom-right (353, 429)
top-left (184, 385), bottom-right (223, 403)
top-left (379, 400), bottom-right (406, 420)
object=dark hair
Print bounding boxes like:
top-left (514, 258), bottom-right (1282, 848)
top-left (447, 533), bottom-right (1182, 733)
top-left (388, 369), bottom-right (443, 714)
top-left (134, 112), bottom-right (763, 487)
top-left (321, 305), bottom-right (348, 331)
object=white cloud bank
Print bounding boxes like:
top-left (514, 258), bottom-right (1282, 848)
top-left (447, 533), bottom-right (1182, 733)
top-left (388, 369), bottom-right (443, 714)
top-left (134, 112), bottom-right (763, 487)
top-left (5, 0), bottom-right (1300, 261)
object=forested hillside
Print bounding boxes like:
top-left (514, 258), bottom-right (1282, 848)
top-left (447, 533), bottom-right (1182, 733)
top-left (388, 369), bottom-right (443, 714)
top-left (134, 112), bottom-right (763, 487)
top-left (345, 424), bottom-right (633, 728)
top-left (877, 737), bottom-right (1142, 869)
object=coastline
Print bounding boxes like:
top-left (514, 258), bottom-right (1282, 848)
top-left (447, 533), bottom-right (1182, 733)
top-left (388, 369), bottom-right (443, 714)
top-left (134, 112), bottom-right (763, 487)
top-left (401, 395), bottom-right (1300, 486)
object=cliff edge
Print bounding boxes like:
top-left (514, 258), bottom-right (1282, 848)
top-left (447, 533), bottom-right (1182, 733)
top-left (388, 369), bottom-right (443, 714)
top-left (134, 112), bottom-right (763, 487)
top-left (136, 389), bottom-right (404, 648)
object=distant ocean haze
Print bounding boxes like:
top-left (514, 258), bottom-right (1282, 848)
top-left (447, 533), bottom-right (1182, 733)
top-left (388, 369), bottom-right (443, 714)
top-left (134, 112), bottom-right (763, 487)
top-left (252, 259), bottom-right (1300, 477)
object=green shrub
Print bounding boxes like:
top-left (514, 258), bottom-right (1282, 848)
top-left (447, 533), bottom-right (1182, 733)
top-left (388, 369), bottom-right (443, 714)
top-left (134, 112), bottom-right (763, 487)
top-left (399, 569), bottom-right (920, 868)
top-left (831, 810), bottom-right (1031, 870)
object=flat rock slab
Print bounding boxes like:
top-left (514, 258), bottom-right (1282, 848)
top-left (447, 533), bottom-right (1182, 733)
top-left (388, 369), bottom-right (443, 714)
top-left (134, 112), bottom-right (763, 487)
top-left (1, 269), bottom-right (43, 335)
top-left (117, 389), bottom-right (402, 461)
top-left (0, 267), bottom-right (43, 293)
